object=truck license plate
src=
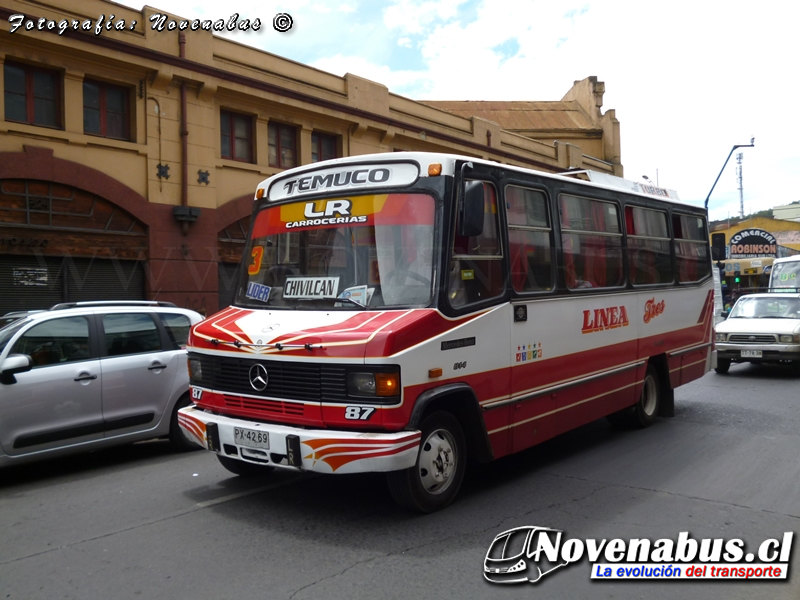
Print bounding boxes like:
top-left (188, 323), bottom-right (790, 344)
top-left (740, 350), bottom-right (762, 358)
top-left (234, 427), bottom-right (269, 449)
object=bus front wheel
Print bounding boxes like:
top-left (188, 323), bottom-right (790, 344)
top-left (387, 411), bottom-right (466, 513)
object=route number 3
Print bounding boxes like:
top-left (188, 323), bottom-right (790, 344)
top-left (247, 246), bottom-right (264, 275)
top-left (344, 406), bottom-right (376, 420)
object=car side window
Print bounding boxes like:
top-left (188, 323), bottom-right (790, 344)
top-left (11, 316), bottom-right (91, 367)
top-left (157, 313), bottom-right (192, 349)
top-left (103, 313), bottom-right (162, 356)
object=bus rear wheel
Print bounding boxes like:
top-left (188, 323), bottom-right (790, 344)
top-left (632, 365), bottom-right (660, 428)
top-left (386, 411), bottom-right (466, 513)
top-left (607, 364), bottom-right (660, 428)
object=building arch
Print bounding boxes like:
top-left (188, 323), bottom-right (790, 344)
top-left (0, 146), bottom-right (154, 226)
top-left (0, 147), bottom-right (151, 313)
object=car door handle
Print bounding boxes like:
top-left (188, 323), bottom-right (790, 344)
top-left (74, 373), bottom-right (98, 382)
top-left (148, 363), bottom-right (167, 370)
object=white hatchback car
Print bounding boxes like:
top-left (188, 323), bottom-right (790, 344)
top-left (714, 293), bottom-right (800, 373)
top-left (0, 301), bottom-right (203, 467)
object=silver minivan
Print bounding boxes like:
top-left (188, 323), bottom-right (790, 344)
top-left (0, 301), bottom-right (203, 467)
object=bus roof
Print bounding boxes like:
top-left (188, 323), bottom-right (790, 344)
top-left (772, 255), bottom-right (800, 264)
top-left (256, 151), bottom-right (699, 209)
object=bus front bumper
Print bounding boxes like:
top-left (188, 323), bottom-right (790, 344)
top-left (177, 406), bottom-right (420, 474)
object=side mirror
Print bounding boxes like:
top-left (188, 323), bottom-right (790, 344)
top-left (720, 310), bottom-right (729, 319)
top-left (0, 354), bottom-right (32, 385)
top-left (459, 181), bottom-right (485, 237)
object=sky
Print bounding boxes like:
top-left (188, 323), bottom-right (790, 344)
top-left (114, 0), bottom-right (800, 222)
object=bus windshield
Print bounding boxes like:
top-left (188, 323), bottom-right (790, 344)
top-left (236, 193), bottom-right (437, 309)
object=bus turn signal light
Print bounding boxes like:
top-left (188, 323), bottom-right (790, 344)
top-left (427, 163), bottom-right (442, 176)
top-left (375, 373), bottom-right (399, 396)
top-left (428, 368), bottom-right (443, 378)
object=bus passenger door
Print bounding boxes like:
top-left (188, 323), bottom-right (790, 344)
top-left (508, 301), bottom-right (563, 454)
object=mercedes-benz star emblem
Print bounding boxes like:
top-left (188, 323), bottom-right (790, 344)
top-left (249, 363), bottom-right (268, 392)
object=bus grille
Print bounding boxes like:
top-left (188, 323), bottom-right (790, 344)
top-left (223, 394), bottom-right (306, 416)
top-left (190, 352), bottom-right (348, 402)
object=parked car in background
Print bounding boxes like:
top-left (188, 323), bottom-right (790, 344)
top-left (714, 293), bottom-right (800, 373)
top-left (0, 310), bottom-right (44, 329)
top-left (0, 301), bottom-right (203, 467)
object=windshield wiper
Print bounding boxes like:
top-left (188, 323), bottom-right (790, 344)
top-left (334, 296), bottom-right (366, 309)
top-left (295, 297), bottom-right (367, 309)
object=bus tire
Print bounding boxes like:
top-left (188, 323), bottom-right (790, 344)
top-left (714, 358), bottom-right (731, 374)
top-left (632, 365), bottom-right (660, 428)
top-left (386, 411), bottom-right (466, 513)
top-left (217, 455), bottom-right (275, 477)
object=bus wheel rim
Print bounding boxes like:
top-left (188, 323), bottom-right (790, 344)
top-left (642, 375), bottom-right (657, 416)
top-left (418, 428), bottom-right (457, 495)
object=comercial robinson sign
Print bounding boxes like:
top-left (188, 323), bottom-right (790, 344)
top-left (728, 229), bottom-right (777, 259)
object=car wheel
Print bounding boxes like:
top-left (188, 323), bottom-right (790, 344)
top-left (714, 358), bottom-right (731, 374)
top-left (169, 393), bottom-right (200, 451)
top-left (386, 411), bottom-right (466, 513)
top-left (217, 455), bottom-right (275, 476)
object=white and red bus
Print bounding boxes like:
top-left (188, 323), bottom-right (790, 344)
top-left (178, 152), bottom-right (716, 512)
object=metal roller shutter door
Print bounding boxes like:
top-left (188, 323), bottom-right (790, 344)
top-left (0, 255), bottom-right (64, 315)
top-left (0, 255), bottom-right (144, 316)
top-left (64, 258), bottom-right (144, 302)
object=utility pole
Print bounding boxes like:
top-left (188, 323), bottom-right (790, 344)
top-left (736, 152), bottom-right (744, 218)
top-left (704, 138), bottom-right (755, 210)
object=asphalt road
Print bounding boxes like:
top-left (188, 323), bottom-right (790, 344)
top-left (1, 362), bottom-right (798, 600)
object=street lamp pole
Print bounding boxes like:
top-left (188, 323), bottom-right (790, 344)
top-left (704, 138), bottom-right (755, 210)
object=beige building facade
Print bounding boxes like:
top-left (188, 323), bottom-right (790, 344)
top-left (1, 0), bottom-right (624, 315)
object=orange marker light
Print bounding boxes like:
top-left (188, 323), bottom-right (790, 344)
top-left (427, 163), bottom-right (442, 176)
top-left (375, 373), bottom-right (399, 396)
top-left (255, 188), bottom-right (265, 199)
top-left (428, 368), bottom-right (443, 378)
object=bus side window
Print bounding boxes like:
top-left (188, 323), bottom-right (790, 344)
top-left (673, 213), bottom-right (710, 283)
top-left (449, 182), bottom-right (503, 307)
top-left (505, 185), bottom-right (553, 292)
top-left (627, 205), bottom-right (672, 285)
top-left (559, 194), bottom-right (623, 289)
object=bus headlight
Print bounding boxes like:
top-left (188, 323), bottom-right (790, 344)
top-left (188, 358), bottom-right (203, 382)
top-left (715, 332), bottom-right (727, 342)
top-left (347, 369), bottom-right (400, 399)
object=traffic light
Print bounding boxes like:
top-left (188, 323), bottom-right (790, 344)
top-left (734, 271), bottom-right (740, 283)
